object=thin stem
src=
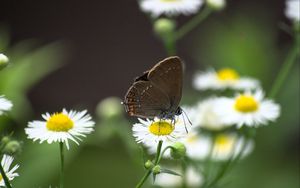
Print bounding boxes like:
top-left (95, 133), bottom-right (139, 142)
top-left (59, 142), bottom-right (64, 188)
top-left (0, 158), bottom-right (13, 188)
top-left (181, 160), bottom-right (187, 188)
top-left (154, 140), bottom-right (163, 165)
top-left (157, 145), bottom-right (173, 164)
top-left (204, 133), bottom-right (253, 188)
top-left (175, 6), bottom-right (213, 40)
top-left (135, 141), bottom-right (163, 188)
top-left (269, 32), bottom-right (300, 99)
top-left (135, 170), bottom-right (152, 188)
top-left (201, 136), bottom-right (216, 188)
top-left (162, 37), bottom-right (176, 56)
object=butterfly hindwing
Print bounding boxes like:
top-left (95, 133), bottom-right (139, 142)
top-left (124, 80), bottom-right (171, 118)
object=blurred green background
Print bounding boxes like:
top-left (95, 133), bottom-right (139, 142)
top-left (0, 0), bottom-right (299, 187)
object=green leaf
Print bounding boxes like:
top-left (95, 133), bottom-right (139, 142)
top-left (160, 168), bottom-right (182, 177)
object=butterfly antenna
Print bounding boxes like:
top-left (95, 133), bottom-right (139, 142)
top-left (182, 109), bottom-right (192, 125)
top-left (182, 114), bottom-right (189, 133)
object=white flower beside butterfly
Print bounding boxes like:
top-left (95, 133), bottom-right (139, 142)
top-left (181, 130), bottom-right (254, 161)
top-left (182, 99), bottom-right (230, 130)
top-left (139, 0), bottom-right (204, 17)
top-left (214, 90), bottom-right (280, 127)
top-left (25, 109), bottom-right (95, 149)
top-left (0, 96), bottom-right (13, 115)
top-left (193, 68), bottom-right (259, 91)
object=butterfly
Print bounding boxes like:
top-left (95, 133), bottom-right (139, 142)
top-left (123, 56), bottom-right (183, 121)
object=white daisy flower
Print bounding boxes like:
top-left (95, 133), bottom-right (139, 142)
top-left (139, 0), bottom-right (204, 17)
top-left (0, 155), bottom-right (19, 186)
top-left (193, 68), bottom-right (260, 91)
top-left (182, 130), bottom-right (254, 161)
top-left (25, 109), bottom-right (95, 149)
top-left (0, 96), bottom-right (13, 115)
top-left (132, 116), bottom-right (188, 147)
top-left (183, 98), bottom-right (230, 130)
top-left (181, 130), bottom-right (211, 160)
top-left (155, 166), bottom-right (203, 187)
top-left (285, 0), bottom-right (300, 21)
top-left (214, 90), bottom-right (280, 127)
top-left (211, 133), bottom-right (254, 161)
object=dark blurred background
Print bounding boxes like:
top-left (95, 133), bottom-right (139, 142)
top-left (1, 0), bottom-right (288, 112)
top-left (1, 0), bottom-right (299, 187)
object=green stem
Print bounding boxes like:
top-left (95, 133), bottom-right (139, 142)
top-left (135, 141), bottom-right (163, 188)
top-left (59, 142), bottom-right (64, 188)
top-left (175, 6), bottom-right (213, 40)
top-left (201, 136), bottom-right (216, 188)
top-left (181, 160), bottom-right (187, 188)
top-left (157, 145), bottom-right (173, 164)
top-left (154, 140), bottom-right (163, 165)
top-left (269, 32), bottom-right (300, 99)
top-left (135, 170), bottom-right (152, 188)
top-left (0, 157), bottom-right (13, 188)
top-left (163, 37), bottom-right (176, 56)
top-left (204, 134), bottom-right (252, 188)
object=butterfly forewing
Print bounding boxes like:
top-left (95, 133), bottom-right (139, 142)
top-left (124, 81), bottom-right (171, 118)
top-left (148, 56), bottom-right (183, 112)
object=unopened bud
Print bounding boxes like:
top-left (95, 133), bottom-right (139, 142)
top-left (144, 160), bottom-right (154, 169)
top-left (0, 53), bottom-right (9, 71)
top-left (206, 0), bottom-right (226, 10)
top-left (1, 136), bottom-right (11, 145)
top-left (154, 18), bottom-right (176, 38)
top-left (96, 97), bottom-right (123, 119)
top-left (170, 142), bottom-right (186, 159)
top-left (2, 140), bottom-right (22, 155)
top-left (152, 165), bottom-right (161, 175)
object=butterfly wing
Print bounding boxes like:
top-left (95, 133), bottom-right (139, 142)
top-left (148, 56), bottom-right (183, 112)
top-left (124, 80), bottom-right (171, 118)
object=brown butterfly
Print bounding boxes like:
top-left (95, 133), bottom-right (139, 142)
top-left (123, 56), bottom-right (183, 120)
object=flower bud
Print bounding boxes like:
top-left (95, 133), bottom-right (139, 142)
top-left (0, 53), bottom-right (9, 71)
top-left (144, 160), bottom-right (154, 169)
top-left (1, 136), bottom-right (11, 145)
top-left (96, 97), bottom-right (123, 119)
top-left (170, 142), bottom-right (186, 159)
top-left (154, 18), bottom-right (176, 38)
top-left (2, 140), bottom-right (22, 155)
top-left (152, 165), bottom-right (161, 175)
top-left (206, 0), bottom-right (226, 10)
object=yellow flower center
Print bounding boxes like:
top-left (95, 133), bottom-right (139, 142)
top-left (46, 113), bottom-right (74, 132)
top-left (0, 175), bottom-right (2, 182)
top-left (149, 121), bottom-right (174, 136)
top-left (186, 134), bottom-right (198, 143)
top-left (217, 68), bottom-right (240, 81)
top-left (214, 134), bottom-right (234, 152)
top-left (234, 95), bottom-right (259, 113)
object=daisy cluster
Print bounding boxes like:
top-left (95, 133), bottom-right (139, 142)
top-left (132, 67), bottom-right (280, 187)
